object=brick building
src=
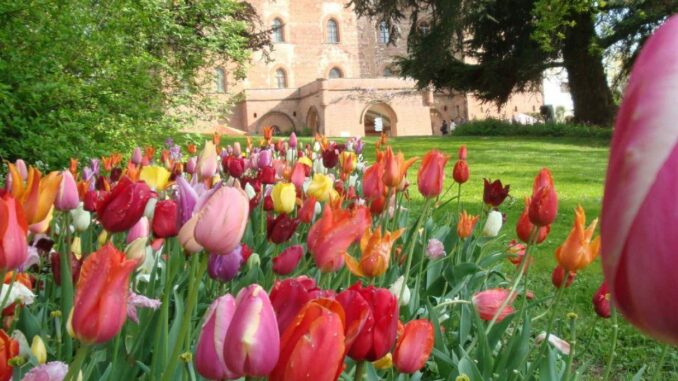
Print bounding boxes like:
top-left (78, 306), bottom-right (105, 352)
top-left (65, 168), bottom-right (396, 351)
top-left (204, 0), bottom-right (543, 137)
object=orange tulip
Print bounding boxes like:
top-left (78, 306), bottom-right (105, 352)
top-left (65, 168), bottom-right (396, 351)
top-left (263, 126), bottom-right (274, 142)
top-left (69, 158), bottom-right (79, 177)
top-left (0, 330), bottom-right (18, 381)
top-left (71, 243), bottom-right (137, 344)
top-left (417, 150), bottom-right (449, 198)
top-left (382, 147), bottom-right (418, 189)
top-left (18, 168), bottom-right (62, 225)
top-left (345, 227), bottom-right (404, 278)
top-left (308, 204), bottom-right (371, 272)
top-left (457, 211), bottom-right (479, 239)
top-left (555, 206), bottom-right (600, 272)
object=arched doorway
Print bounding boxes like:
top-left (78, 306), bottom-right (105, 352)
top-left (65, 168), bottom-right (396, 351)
top-left (361, 102), bottom-right (397, 136)
top-left (306, 107), bottom-right (321, 134)
top-left (257, 111), bottom-right (296, 135)
top-left (430, 109), bottom-right (444, 136)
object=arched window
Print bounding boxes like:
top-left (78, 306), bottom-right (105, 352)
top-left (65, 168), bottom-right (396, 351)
top-left (272, 18), bottom-right (284, 43)
top-left (329, 67), bottom-right (342, 79)
top-left (378, 21), bottom-right (390, 44)
top-left (418, 21), bottom-right (431, 35)
top-left (275, 69), bottom-right (287, 88)
top-left (214, 67), bottom-right (225, 93)
top-left (383, 67), bottom-right (393, 77)
top-left (327, 19), bottom-right (339, 43)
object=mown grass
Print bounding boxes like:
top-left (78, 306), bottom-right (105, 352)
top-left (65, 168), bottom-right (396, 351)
top-left (213, 134), bottom-right (675, 379)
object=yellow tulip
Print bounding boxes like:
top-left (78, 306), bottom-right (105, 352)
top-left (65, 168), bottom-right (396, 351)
top-left (297, 156), bottom-right (312, 168)
top-left (271, 182), bottom-right (296, 214)
top-left (307, 173), bottom-right (334, 202)
top-left (139, 165), bottom-right (171, 191)
top-left (373, 353), bottom-right (393, 370)
top-left (31, 336), bottom-right (47, 364)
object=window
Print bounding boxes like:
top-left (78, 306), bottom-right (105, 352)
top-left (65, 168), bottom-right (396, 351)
top-left (275, 69), bottom-right (287, 88)
top-left (214, 67), bottom-right (225, 93)
top-left (418, 21), bottom-right (431, 35)
top-left (378, 22), bottom-right (390, 44)
top-left (329, 67), bottom-right (342, 79)
top-left (383, 67), bottom-right (393, 77)
top-left (327, 19), bottom-right (339, 43)
top-left (272, 18), bottom-right (284, 43)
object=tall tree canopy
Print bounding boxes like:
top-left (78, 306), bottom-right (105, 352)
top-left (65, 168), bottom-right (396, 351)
top-left (0, 0), bottom-right (268, 167)
top-left (350, 0), bottom-right (677, 126)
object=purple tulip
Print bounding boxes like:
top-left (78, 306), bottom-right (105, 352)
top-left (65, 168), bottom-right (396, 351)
top-left (601, 15), bottom-right (678, 345)
top-left (258, 149), bottom-right (272, 168)
top-left (185, 157), bottom-right (197, 175)
top-left (176, 175), bottom-right (198, 225)
top-left (90, 158), bottom-right (100, 176)
top-left (289, 132), bottom-right (298, 148)
top-left (207, 247), bottom-right (244, 283)
top-left (21, 361), bottom-right (69, 381)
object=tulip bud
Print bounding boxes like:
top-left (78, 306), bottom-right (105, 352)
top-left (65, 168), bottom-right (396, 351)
top-left (177, 215), bottom-right (203, 254)
top-left (481, 210), bottom-right (503, 237)
top-left (31, 336), bottom-right (46, 364)
top-left (207, 247), bottom-right (243, 283)
top-left (152, 200), bottom-right (179, 238)
top-left (125, 237), bottom-right (148, 264)
top-left (185, 157), bottom-right (197, 174)
top-left (592, 282), bottom-right (611, 318)
top-left (472, 288), bottom-right (515, 322)
top-left (528, 169), bottom-right (558, 226)
top-left (389, 275), bottom-right (410, 306)
top-left (246, 253), bottom-right (261, 270)
top-left (289, 132), bottom-right (298, 148)
top-left (551, 265), bottom-right (575, 288)
top-left (55, 171), bottom-right (79, 211)
top-left (131, 147), bottom-right (143, 165)
top-left (97, 230), bottom-right (108, 247)
top-left (197, 141), bottom-right (219, 180)
top-left (452, 160), bottom-right (469, 184)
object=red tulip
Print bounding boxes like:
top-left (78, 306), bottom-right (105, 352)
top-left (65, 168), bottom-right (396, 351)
top-left (224, 156), bottom-right (245, 179)
top-left (452, 160), bottom-right (469, 184)
top-left (152, 200), bottom-right (179, 238)
top-left (528, 168), bottom-right (558, 226)
top-left (551, 265), bottom-right (575, 288)
top-left (417, 150), bottom-right (449, 198)
top-left (0, 330), bottom-right (18, 381)
top-left (267, 214), bottom-right (300, 244)
top-left (83, 190), bottom-right (100, 212)
top-left (483, 178), bottom-right (510, 207)
top-left (308, 204), bottom-right (371, 272)
top-left (337, 283), bottom-right (399, 361)
top-left (96, 177), bottom-right (152, 232)
top-left (223, 284), bottom-right (280, 377)
top-left (270, 299), bottom-right (346, 381)
top-left (363, 160), bottom-right (385, 200)
top-left (195, 295), bottom-right (239, 380)
top-left (194, 186), bottom-right (249, 254)
top-left (269, 276), bottom-right (325, 333)
top-left (263, 195), bottom-right (274, 211)
top-left (259, 166), bottom-right (276, 184)
top-left (393, 319), bottom-right (434, 373)
top-left (472, 288), bottom-right (515, 322)
top-left (515, 197), bottom-right (550, 243)
top-left (272, 245), bottom-right (304, 275)
top-left (322, 147), bottom-right (339, 169)
top-left (298, 196), bottom-right (317, 224)
top-left (0, 194), bottom-right (28, 272)
top-left (601, 16), bottom-right (678, 345)
top-left (592, 282), bottom-right (611, 318)
top-left (72, 243), bottom-right (137, 344)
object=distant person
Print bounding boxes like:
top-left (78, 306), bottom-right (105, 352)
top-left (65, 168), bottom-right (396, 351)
top-left (440, 120), bottom-right (449, 135)
top-left (450, 119), bottom-right (457, 132)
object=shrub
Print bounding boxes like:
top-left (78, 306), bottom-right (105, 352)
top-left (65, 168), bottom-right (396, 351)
top-left (451, 119), bottom-right (612, 139)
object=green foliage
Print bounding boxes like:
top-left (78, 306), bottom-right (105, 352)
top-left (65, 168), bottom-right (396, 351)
top-left (450, 119), bottom-right (613, 139)
top-left (0, 0), bottom-right (267, 168)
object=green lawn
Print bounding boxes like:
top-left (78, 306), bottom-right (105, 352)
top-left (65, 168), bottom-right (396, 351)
top-left (214, 134), bottom-right (675, 379)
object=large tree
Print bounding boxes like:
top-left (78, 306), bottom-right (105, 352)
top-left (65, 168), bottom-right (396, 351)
top-left (0, 0), bottom-right (269, 167)
top-left (349, 0), bottom-right (677, 126)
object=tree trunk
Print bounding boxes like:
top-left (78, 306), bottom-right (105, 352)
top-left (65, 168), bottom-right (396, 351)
top-left (562, 11), bottom-right (616, 126)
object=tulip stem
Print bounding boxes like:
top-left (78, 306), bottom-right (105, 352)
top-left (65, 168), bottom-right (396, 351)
top-left (60, 212), bottom-right (75, 361)
top-left (602, 307), bottom-right (618, 381)
top-left (353, 361), bottom-right (366, 381)
top-left (522, 285), bottom-right (566, 380)
top-left (400, 198), bottom-right (432, 305)
top-left (64, 344), bottom-right (90, 381)
top-left (161, 253), bottom-right (206, 381)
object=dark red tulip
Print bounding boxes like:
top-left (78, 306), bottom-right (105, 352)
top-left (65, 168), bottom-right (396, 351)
top-left (95, 175), bottom-right (110, 191)
top-left (50, 251), bottom-right (82, 286)
top-left (322, 147), bottom-right (339, 169)
top-left (266, 214), bottom-right (300, 244)
top-left (336, 283), bottom-right (399, 361)
top-left (593, 282), bottom-right (611, 318)
top-left (263, 195), bottom-right (274, 211)
top-left (96, 177), bottom-right (151, 232)
top-left (272, 245), bottom-right (304, 275)
top-left (551, 265), bottom-right (575, 288)
top-left (259, 166), bottom-right (276, 185)
top-left (110, 167), bottom-right (123, 183)
top-left (152, 199), bottom-right (179, 238)
top-left (483, 179), bottom-right (510, 207)
top-left (269, 276), bottom-right (323, 333)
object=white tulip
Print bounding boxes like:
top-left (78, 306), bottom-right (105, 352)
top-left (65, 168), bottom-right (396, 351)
top-left (389, 276), bottom-right (411, 306)
top-left (482, 210), bottom-right (503, 237)
top-left (69, 203), bottom-right (91, 232)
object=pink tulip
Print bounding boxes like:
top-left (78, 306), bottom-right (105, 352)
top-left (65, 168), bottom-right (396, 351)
top-left (126, 216), bottom-right (149, 244)
top-left (289, 163), bottom-right (306, 189)
top-left (131, 147), bottom-right (143, 165)
top-left (0, 194), bottom-right (28, 272)
top-left (289, 132), bottom-right (298, 148)
top-left (472, 288), bottom-right (515, 322)
top-left (196, 141), bottom-right (218, 180)
top-left (223, 284), bottom-right (280, 377)
top-left (55, 170), bottom-right (79, 211)
top-left (600, 15), bottom-right (678, 345)
top-left (194, 186), bottom-right (249, 255)
top-left (233, 142), bottom-right (242, 157)
top-left (195, 295), bottom-right (240, 380)
top-left (21, 361), bottom-right (68, 381)
top-left (15, 159), bottom-right (27, 180)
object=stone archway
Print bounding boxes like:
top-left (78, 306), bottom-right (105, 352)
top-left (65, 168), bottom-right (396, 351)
top-left (430, 109), bottom-right (444, 136)
top-left (257, 111), bottom-right (296, 135)
top-left (360, 102), bottom-right (398, 137)
top-left (306, 106), bottom-right (321, 134)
